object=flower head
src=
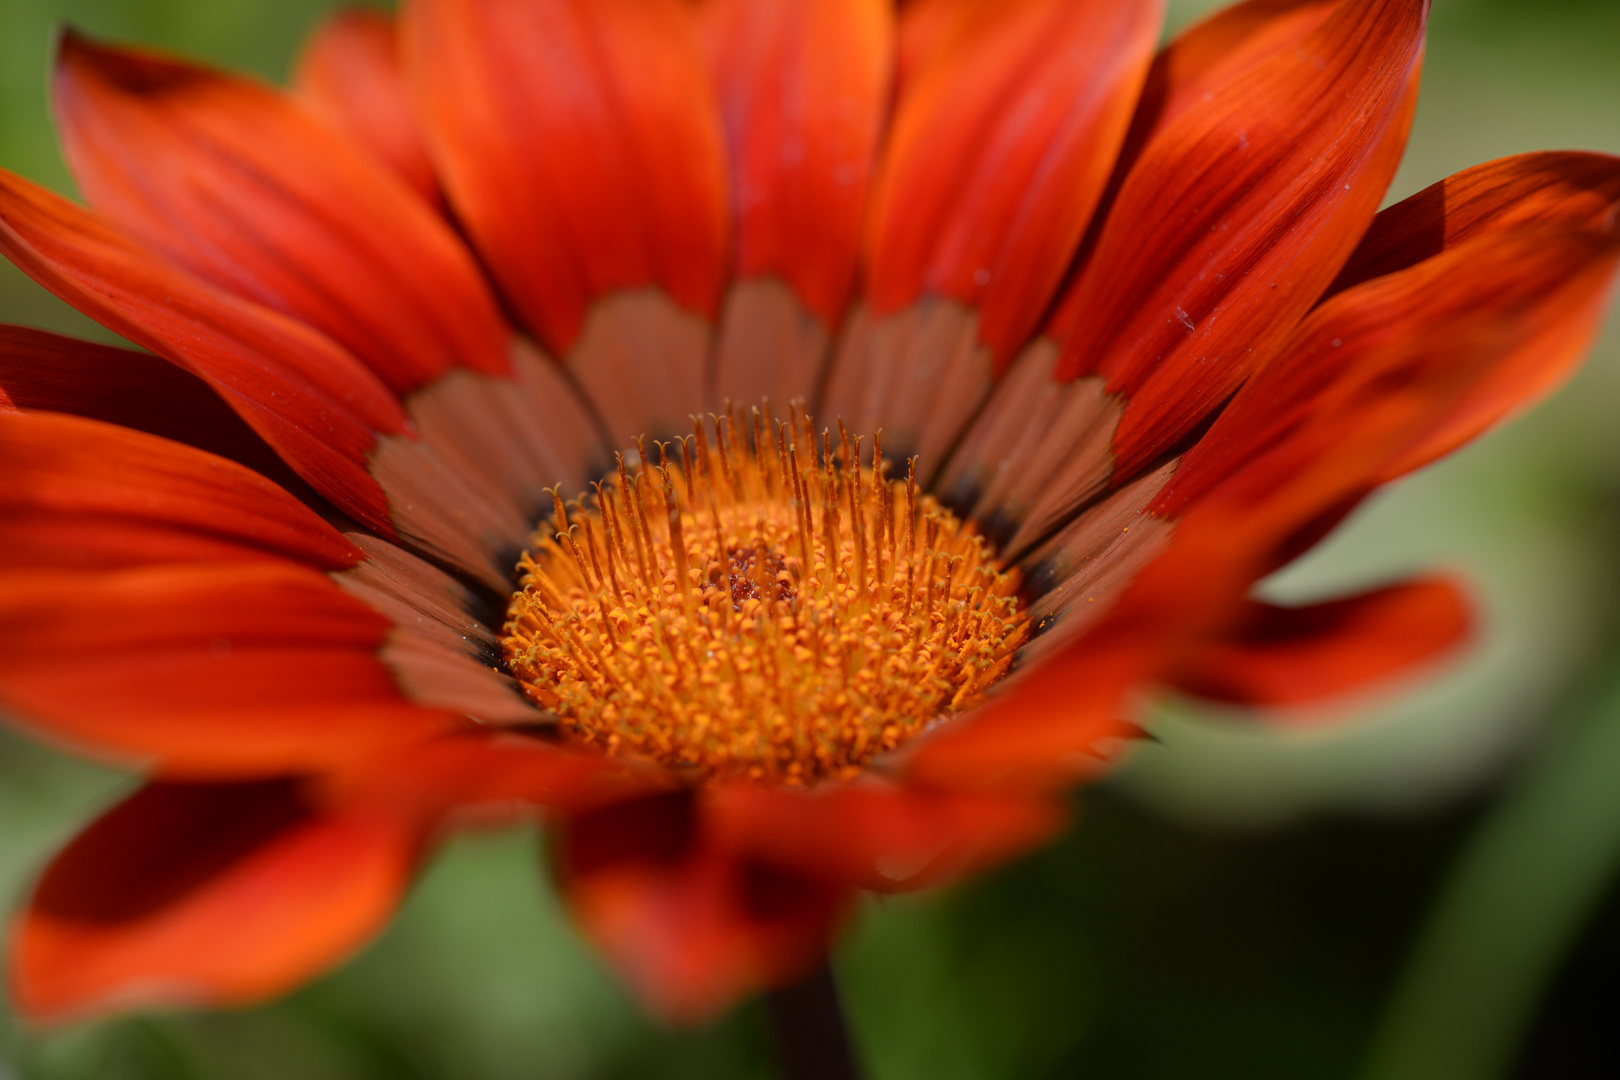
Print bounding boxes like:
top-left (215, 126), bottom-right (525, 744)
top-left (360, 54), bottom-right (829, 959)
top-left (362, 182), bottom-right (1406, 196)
top-left (1, 0), bottom-right (1617, 1024)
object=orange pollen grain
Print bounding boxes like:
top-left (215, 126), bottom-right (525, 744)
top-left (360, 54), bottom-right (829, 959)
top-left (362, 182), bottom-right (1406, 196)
top-left (500, 402), bottom-right (1030, 785)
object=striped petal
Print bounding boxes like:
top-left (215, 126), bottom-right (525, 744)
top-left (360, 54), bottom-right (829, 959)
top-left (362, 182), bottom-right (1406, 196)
top-left (293, 8), bottom-right (442, 207)
top-left (823, 0), bottom-right (1163, 466)
top-left (0, 167), bottom-right (403, 534)
top-left (54, 32), bottom-right (511, 395)
top-left (911, 226), bottom-right (1620, 791)
top-left (1158, 226), bottom-right (1620, 521)
top-left (943, 0), bottom-right (1425, 545)
top-left (1057, 0), bottom-right (1427, 475)
top-left (705, 0), bottom-right (894, 404)
top-left (9, 777), bottom-right (421, 1022)
top-left (0, 563), bottom-right (451, 774)
top-left (402, 0), bottom-right (729, 441)
top-left (557, 792), bottom-right (846, 1023)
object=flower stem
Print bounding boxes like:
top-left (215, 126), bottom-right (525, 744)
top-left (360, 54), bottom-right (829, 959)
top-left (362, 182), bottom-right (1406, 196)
top-left (766, 961), bottom-right (863, 1080)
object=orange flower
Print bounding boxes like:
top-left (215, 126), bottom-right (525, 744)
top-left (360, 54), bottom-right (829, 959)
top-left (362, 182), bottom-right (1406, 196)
top-left (1, 0), bottom-right (1617, 1025)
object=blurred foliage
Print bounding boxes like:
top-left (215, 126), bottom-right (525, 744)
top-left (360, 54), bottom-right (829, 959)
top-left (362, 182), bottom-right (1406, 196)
top-left (4, 0), bottom-right (1620, 1077)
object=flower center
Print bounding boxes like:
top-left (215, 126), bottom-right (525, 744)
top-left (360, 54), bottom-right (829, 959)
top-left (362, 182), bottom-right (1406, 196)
top-left (501, 404), bottom-right (1030, 784)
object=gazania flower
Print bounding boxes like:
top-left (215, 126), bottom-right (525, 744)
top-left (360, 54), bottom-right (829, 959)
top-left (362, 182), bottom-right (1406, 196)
top-left (2, 0), bottom-right (1618, 1032)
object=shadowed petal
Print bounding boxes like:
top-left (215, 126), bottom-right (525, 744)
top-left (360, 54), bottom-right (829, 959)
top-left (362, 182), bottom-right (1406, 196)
top-left (1170, 577), bottom-right (1473, 709)
top-left (9, 778), bottom-right (420, 1023)
top-left (0, 324), bottom-right (303, 490)
top-left (557, 792), bottom-right (846, 1023)
top-left (704, 780), bottom-right (1065, 894)
top-left (1330, 151), bottom-right (1620, 295)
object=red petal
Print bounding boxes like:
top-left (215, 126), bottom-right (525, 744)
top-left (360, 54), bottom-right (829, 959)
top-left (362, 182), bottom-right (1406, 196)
top-left (1158, 226), bottom-right (1620, 522)
top-left (1051, 0), bottom-right (1427, 481)
top-left (54, 32), bottom-right (511, 395)
top-left (1170, 577), bottom-right (1472, 709)
top-left (293, 8), bottom-right (442, 207)
top-left (0, 167), bottom-right (402, 534)
top-left (557, 792), bottom-right (846, 1023)
top-left (1115, 0), bottom-right (1339, 180)
top-left (0, 411), bottom-right (359, 572)
top-left (0, 563), bottom-right (449, 774)
top-left (704, 780), bottom-right (1065, 894)
top-left (705, 0), bottom-right (893, 406)
top-left (0, 324), bottom-right (302, 489)
top-left (823, 0), bottom-right (1163, 466)
top-left (867, 0), bottom-right (1162, 360)
top-left (402, 0), bottom-right (728, 356)
top-left (9, 777), bottom-right (422, 1022)
top-left (1330, 151), bottom-right (1620, 295)
top-left (704, 0), bottom-right (892, 326)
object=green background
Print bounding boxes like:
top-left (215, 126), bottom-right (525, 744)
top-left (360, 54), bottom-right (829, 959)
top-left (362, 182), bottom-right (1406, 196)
top-left (4, 0), bottom-right (1620, 1076)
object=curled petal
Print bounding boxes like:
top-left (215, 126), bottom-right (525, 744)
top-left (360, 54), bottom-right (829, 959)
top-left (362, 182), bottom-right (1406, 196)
top-left (1170, 577), bottom-right (1473, 709)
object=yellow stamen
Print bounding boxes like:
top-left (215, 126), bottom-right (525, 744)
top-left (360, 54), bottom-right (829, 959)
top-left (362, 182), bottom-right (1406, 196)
top-left (501, 405), bottom-right (1030, 784)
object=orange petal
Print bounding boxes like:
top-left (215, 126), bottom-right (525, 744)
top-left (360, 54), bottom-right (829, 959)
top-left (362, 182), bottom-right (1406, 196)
top-left (0, 411), bottom-right (359, 572)
top-left (293, 8), bottom-right (442, 207)
top-left (54, 32), bottom-right (511, 394)
top-left (402, 0), bottom-right (728, 356)
top-left (0, 324), bottom-right (303, 490)
top-left (1330, 151), bottom-right (1620, 295)
top-left (8, 777), bottom-right (422, 1023)
top-left (0, 167), bottom-right (403, 535)
top-left (557, 792), bottom-right (846, 1023)
top-left (704, 779), bottom-right (1066, 894)
top-left (1158, 226), bottom-right (1620, 522)
top-left (703, 0), bottom-right (892, 326)
top-left (1050, 0), bottom-right (1427, 482)
top-left (0, 563), bottom-right (450, 775)
top-left (867, 0), bottom-right (1163, 361)
top-left (1115, 0), bottom-right (1340, 182)
top-left (1170, 577), bottom-right (1473, 709)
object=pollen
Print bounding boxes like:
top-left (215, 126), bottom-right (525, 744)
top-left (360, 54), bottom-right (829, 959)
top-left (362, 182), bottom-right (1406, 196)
top-left (501, 403), bottom-right (1030, 785)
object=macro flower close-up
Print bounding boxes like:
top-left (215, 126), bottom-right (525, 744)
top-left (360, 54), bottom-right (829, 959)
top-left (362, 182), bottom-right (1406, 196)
top-left (2, 0), bottom-right (1619, 1076)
